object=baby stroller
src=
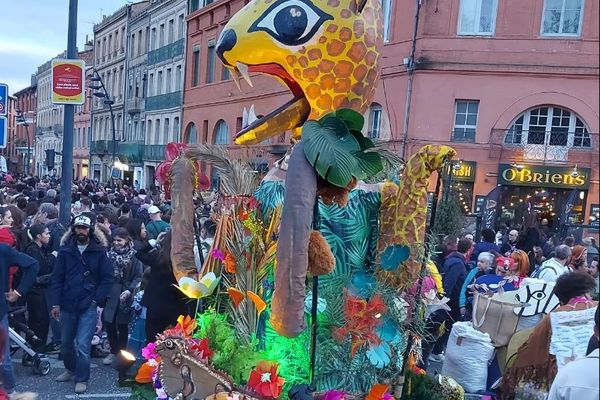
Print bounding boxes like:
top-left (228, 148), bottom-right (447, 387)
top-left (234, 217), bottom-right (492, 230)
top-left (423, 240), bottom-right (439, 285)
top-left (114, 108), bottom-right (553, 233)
top-left (7, 306), bottom-right (51, 376)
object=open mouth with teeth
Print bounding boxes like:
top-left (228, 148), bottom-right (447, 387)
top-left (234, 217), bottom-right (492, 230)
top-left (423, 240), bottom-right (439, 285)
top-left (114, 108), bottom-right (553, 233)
top-left (230, 62), bottom-right (311, 146)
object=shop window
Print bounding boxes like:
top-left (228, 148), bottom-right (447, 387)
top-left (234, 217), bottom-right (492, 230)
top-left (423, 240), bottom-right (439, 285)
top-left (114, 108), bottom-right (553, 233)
top-left (214, 120), bottom-right (229, 144)
top-left (368, 104), bottom-right (382, 139)
top-left (541, 0), bottom-right (584, 37)
top-left (458, 0), bottom-right (498, 36)
top-left (452, 100), bottom-right (479, 142)
top-left (505, 106), bottom-right (592, 148)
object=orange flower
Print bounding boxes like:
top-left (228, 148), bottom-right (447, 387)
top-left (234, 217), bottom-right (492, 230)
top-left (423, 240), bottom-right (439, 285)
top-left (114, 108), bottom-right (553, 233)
top-left (224, 253), bottom-right (237, 274)
top-left (134, 358), bottom-right (160, 384)
top-left (228, 287), bottom-right (245, 308)
top-left (366, 384), bottom-right (393, 400)
top-left (177, 315), bottom-right (197, 336)
top-left (247, 291), bottom-right (267, 314)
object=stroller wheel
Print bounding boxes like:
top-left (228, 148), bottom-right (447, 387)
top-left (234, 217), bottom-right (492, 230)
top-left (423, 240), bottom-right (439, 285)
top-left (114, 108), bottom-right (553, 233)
top-left (22, 353), bottom-right (33, 367)
top-left (38, 359), bottom-right (51, 376)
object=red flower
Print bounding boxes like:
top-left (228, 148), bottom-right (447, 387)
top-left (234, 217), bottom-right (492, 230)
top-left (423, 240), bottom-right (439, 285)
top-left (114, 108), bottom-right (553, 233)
top-left (188, 338), bottom-right (213, 362)
top-left (247, 361), bottom-right (285, 398)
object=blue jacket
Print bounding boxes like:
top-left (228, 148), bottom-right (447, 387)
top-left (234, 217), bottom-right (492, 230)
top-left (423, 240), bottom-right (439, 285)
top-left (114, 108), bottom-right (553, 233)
top-left (50, 230), bottom-right (114, 313)
top-left (0, 244), bottom-right (39, 319)
top-left (442, 252), bottom-right (467, 318)
top-left (471, 241), bottom-right (501, 261)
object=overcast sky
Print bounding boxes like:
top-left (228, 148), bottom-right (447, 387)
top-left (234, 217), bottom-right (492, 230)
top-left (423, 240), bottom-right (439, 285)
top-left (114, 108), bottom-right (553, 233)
top-left (0, 0), bottom-right (131, 95)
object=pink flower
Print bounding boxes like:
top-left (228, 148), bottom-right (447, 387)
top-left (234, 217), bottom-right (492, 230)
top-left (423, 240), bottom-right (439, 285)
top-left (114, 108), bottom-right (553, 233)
top-left (322, 390), bottom-right (347, 400)
top-left (210, 248), bottom-right (225, 261)
top-left (142, 342), bottom-right (158, 361)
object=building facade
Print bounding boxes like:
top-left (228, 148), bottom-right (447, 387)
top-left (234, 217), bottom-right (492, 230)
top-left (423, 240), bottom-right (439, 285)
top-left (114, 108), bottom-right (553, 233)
top-left (12, 79), bottom-right (37, 174)
top-left (182, 0), bottom-right (599, 231)
top-left (74, 46), bottom-right (94, 179)
top-left (142, 0), bottom-right (187, 188)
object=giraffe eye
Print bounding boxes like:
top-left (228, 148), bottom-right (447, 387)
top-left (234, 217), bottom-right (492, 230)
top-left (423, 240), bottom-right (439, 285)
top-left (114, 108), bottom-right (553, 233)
top-left (250, 0), bottom-right (332, 46)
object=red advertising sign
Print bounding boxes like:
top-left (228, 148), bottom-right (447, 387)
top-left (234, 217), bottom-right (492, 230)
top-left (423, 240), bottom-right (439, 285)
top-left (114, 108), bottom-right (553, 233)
top-left (51, 59), bottom-right (85, 105)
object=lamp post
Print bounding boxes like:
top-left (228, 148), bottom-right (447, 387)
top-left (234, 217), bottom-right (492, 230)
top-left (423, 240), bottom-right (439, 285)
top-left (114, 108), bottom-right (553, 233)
top-left (15, 109), bottom-right (31, 175)
top-left (88, 68), bottom-right (116, 186)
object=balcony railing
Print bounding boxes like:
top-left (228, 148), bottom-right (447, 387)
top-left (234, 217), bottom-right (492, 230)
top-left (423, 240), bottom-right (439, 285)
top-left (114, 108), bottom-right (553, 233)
top-left (144, 144), bottom-right (166, 161)
top-left (148, 39), bottom-right (185, 65)
top-left (144, 91), bottom-right (182, 111)
top-left (126, 97), bottom-right (145, 114)
top-left (90, 140), bottom-right (144, 164)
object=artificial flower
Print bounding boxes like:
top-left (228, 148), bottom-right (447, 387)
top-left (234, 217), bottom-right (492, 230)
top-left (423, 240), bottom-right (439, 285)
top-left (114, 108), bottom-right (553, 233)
top-left (227, 287), bottom-right (245, 308)
top-left (211, 248), bottom-right (226, 262)
top-left (246, 290), bottom-right (267, 314)
top-left (135, 358), bottom-right (161, 383)
top-left (188, 338), bottom-right (213, 362)
top-left (176, 273), bottom-right (221, 299)
top-left (177, 315), bottom-right (198, 336)
top-left (333, 291), bottom-right (387, 356)
top-left (247, 361), bottom-right (285, 398)
top-left (224, 252), bottom-right (237, 273)
top-left (365, 384), bottom-right (394, 400)
top-left (322, 390), bottom-right (347, 400)
top-left (142, 342), bottom-right (159, 361)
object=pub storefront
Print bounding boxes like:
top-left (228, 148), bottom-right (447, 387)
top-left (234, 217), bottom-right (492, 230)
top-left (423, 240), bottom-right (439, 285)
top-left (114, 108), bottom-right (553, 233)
top-left (496, 163), bottom-right (590, 232)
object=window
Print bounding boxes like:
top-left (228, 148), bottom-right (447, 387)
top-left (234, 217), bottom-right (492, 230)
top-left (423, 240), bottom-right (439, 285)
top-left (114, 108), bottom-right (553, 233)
top-left (174, 117), bottom-right (180, 142)
top-left (159, 24), bottom-right (165, 47)
top-left (164, 118), bottom-right (170, 143)
top-left (192, 45), bottom-right (201, 86)
top-left (137, 30), bottom-right (143, 56)
top-left (505, 106), bottom-right (592, 148)
top-left (382, 0), bottom-right (392, 42)
top-left (452, 100), bottom-right (479, 141)
top-left (147, 120), bottom-right (153, 143)
top-left (541, 0), bottom-right (584, 36)
top-left (178, 14), bottom-right (185, 39)
top-left (151, 27), bottom-right (157, 50)
top-left (166, 68), bottom-right (172, 93)
top-left (148, 73), bottom-right (154, 96)
top-left (175, 65), bottom-right (183, 90)
top-left (368, 104), bottom-right (382, 139)
top-left (207, 41), bottom-right (216, 83)
top-left (214, 120), bottom-right (229, 144)
top-left (155, 119), bottom-right (161, 144)
top-left (131, 33), bottom-right (136, 57)
top-left (458, 0), bottom-right (498, 35)
top-left (189, 0), bottom-right (200, 13)
top-left (168, 19), bottom-right (174, 43)
top-left (186, 122), bottom-right (198, 144)
top-left (157, 71), bottom-right (163, 95)
top-left (222, 65), bottom-right (230, 81)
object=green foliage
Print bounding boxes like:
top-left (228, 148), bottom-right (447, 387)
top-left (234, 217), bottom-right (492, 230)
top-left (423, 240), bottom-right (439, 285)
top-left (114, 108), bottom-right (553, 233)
top-left (128, 383), bottom-right (156, 400)
top-left (401, 372), bottom-right (446, 400)
top-left (432, 197), bottom-right (464, 236)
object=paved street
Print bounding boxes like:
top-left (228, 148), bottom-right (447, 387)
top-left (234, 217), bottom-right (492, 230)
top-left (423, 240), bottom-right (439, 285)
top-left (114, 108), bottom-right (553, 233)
top-left (10, 351), bottom-right (131, 400)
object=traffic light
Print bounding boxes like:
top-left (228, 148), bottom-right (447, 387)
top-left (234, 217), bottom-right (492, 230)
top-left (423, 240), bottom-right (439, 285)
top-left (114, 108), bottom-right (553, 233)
top-left (45, 149), bottom-right (55, 169)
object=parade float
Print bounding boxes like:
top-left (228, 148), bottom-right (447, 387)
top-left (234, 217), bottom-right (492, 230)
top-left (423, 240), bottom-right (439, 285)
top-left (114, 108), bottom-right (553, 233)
top-left (129, 0), bottom-right (464, 398)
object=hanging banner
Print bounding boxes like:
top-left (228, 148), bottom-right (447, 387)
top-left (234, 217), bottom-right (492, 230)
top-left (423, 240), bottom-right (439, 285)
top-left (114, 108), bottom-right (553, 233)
top-left (558, 189), bottom-right (579, 226)
top-left (482, 186), bottom-right (502, 229)
top-left (51, 59), bottom-right (85, 105)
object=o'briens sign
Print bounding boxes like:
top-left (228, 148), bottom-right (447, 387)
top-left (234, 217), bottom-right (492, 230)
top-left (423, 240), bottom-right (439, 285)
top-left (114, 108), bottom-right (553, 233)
top-left (498, 164), bottom-right (590, 189)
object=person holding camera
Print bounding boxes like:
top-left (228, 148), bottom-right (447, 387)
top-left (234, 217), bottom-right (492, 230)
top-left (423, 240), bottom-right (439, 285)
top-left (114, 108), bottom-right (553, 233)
top-left (50, 213), bottom-right (114, 394)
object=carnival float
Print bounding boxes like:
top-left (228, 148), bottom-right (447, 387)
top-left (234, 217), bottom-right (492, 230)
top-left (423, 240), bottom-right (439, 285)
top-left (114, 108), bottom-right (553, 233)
top-left (129, 0), bottom-right (467, 398)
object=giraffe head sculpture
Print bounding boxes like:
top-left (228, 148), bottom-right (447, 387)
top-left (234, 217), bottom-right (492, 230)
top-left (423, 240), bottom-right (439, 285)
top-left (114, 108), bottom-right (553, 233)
top-left (216, 0), bottom-right (384, 145)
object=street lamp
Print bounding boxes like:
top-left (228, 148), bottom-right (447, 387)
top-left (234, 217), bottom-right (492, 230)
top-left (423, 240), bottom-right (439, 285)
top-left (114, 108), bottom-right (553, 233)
top-left (15, 109), bottom-right (31, 175)
top-left (88, 68), bottom-right (117, 186)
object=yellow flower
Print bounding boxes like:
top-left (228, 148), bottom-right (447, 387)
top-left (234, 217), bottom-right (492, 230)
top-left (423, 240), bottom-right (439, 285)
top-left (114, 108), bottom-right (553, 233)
top-left (176, 273), bottom-right (220, 299)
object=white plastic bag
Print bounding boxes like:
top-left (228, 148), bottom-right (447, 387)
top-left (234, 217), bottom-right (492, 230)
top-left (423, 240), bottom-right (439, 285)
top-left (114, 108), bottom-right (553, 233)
top-left (441, 321), bottom-right (494, 393)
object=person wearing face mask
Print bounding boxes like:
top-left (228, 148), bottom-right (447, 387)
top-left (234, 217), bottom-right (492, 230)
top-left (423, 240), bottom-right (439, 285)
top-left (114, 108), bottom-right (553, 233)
top-left (24, 224), bottom-right (57, 352)
top-left (102, 228), bottom-right (143, 366)
top-left (50, 213), bottom-right (114, 394)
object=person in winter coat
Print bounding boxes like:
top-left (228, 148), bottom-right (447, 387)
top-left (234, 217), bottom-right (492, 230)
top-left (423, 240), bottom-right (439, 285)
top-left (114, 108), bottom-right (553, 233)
top-left (102, 228), bottom-right (143, 366)
top-left (50, 213), bottom-right (114, 394)
top-left (125, 218), bottom-right (148, 251)
top-left (0, 243), bottom-right (38, 395)
top-left (460, 251), bottom-right (495, 318)
top-left (136, 230), bottom-right (188, 342)
top-left (470, 228), bottom-right (501, 261)
top-left (24, 224), bottom-right (56, 352)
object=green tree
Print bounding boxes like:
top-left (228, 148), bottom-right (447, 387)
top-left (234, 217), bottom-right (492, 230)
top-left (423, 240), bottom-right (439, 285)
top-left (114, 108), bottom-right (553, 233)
top-left (432, 197), bottom-right (463, 237)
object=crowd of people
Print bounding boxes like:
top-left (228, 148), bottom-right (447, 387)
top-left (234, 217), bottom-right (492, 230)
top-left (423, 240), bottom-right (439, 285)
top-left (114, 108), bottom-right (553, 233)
top-left (0, 174), bottom-right (217, 396)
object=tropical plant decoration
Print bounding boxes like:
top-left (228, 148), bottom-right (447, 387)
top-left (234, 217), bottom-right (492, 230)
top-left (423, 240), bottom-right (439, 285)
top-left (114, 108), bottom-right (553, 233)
top-left (302, 109), bottom-right (384, 189)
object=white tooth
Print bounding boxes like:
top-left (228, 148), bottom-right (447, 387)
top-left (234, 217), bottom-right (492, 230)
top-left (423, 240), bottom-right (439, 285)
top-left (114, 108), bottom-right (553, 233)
top-left (231, 68), bottom-right (242, 92)
top-left (236, 62), bottom-right (253, 87)
top-left (248, 104), bottom-right (258, 125)
top-left (242, 107), bottom-right (249, 129)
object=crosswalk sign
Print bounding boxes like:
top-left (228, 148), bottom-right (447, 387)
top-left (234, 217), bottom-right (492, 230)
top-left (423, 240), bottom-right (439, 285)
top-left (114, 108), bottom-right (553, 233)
top-left (0, 117), bottom-right (6, 149)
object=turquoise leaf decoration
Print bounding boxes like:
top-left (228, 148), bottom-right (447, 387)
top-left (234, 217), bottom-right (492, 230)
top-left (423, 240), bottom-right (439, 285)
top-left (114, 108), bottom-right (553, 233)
top-left (366, 342), bottom-right (391, 369)
top-left (349, 272), bottom-right (377, 299)
top-left (377, 319), bottom-right (401, 345)
top-left (380, 244), bottom-right (410, 271)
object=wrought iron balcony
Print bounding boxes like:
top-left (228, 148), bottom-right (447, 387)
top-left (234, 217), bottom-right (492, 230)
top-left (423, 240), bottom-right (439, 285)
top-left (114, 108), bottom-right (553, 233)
top-left (126, 97), bottom-right (145, 114)
top-left (144, 144), bottom-right (166, 161)
top-left (144, 91), bottom-right (182, 111)
top-left (148, 39), bottom-right (185, 65)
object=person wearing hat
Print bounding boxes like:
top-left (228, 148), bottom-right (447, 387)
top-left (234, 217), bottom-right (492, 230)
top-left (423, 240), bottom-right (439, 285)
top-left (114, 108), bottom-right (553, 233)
top-left (50, 213), bottom-right (114, 394)
top-left (145, 206), bottom-right (169, 240)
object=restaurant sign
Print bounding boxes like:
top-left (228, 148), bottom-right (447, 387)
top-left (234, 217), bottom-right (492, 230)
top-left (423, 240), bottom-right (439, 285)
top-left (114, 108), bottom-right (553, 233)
top-left (452, 161), bottom-right (476, 182)
top-left (498, 164), bottom-right (590, 189)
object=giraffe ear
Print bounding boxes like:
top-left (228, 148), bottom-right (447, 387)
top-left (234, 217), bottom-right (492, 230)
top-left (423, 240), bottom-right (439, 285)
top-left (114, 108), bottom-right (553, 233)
top-left (349, 0), bottom-right (368, 14)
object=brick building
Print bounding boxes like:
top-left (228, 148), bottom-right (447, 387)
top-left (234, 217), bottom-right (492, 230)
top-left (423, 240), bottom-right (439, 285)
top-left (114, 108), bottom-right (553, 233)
top-left (12, 79), bottom-right (37, 174)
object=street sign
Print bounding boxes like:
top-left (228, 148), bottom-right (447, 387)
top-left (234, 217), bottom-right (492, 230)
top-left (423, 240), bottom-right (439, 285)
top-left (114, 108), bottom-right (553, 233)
top-left (0, 117), bottom-right (6, 148)
top-left (0, 83), bottom-right (7, 116)
top-left (51, 59), bottom-right (85, 105)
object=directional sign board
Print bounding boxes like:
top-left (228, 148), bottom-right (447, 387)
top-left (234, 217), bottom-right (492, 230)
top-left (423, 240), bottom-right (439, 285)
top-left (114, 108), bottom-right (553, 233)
top-left (0, 117), bottom-right (7, 149)
top-left (0, 83), bottom-right (7, 116)
top-left (51, 59), bottom-right (85, 105)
